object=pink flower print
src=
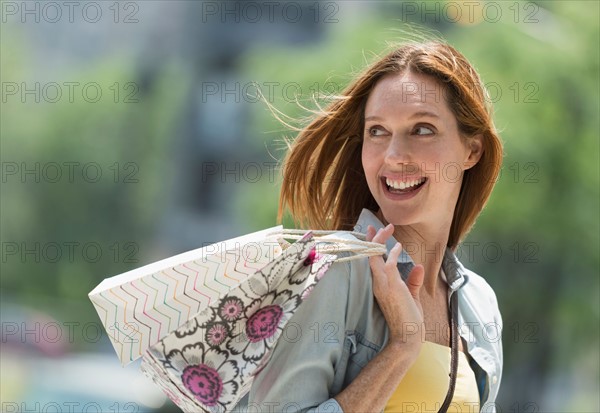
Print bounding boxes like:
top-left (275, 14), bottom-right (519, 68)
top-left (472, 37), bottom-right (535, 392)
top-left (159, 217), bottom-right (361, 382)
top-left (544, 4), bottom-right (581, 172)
top-left (303, 248), bottom-right (318, 266)
top-left (315, 260), bottom-right (333, 281)
top-left (207, 323), bottom-right (229, 347)
top-left (290, 247), bottom-right (332, 285)
top-left (153, 343), bottom-right (240, 411)
top-left (301, 284), bottom-right (314, 300)
top-left (174, 318), bottom-right (200, 339)
top-left (246, 305), bottom-right (283, 343)
top-left (219, 298), bottom-right (244, 322)
top-left (227, 291), bottom-right (299, 361)
top-left (181, 364), bottom-right (223, 407)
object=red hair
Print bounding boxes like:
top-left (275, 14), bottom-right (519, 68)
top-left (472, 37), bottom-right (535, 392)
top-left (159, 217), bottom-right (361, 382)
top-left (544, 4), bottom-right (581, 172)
top-left (277, 41), bottom-right (503, 249)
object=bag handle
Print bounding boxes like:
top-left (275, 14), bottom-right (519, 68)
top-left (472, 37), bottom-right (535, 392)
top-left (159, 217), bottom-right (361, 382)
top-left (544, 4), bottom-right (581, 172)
top-left (267, 229), bottom-right (387, 263)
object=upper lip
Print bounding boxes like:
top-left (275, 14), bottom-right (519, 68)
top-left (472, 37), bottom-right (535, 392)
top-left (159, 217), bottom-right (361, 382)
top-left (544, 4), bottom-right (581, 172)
top-left (380, 173), bottom-right (426, 182)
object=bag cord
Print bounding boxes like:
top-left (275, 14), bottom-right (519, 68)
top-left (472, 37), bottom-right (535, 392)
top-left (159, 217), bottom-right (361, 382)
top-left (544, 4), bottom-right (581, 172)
top-left (267, 229), bottom-right (388, 262)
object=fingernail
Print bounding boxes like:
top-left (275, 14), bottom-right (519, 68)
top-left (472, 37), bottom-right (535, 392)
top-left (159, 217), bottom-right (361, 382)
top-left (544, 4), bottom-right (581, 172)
top-left (386, 223), bottom-right (394, 229)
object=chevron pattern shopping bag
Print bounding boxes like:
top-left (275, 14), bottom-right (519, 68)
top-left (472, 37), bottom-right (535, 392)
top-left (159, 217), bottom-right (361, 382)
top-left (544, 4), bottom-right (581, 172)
top-left (89, 225), bottom-right (284, 365)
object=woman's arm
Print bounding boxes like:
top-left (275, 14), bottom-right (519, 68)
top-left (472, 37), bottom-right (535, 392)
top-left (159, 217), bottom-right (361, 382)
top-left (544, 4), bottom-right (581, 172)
top-left (247, 225), bottom-right (425, 413)
top-left (333, 225), bottom-right (426, 412)
top-left (246, 257), bottom-right (352, 412)
top-left (333, 341), bottom-right (418, 413)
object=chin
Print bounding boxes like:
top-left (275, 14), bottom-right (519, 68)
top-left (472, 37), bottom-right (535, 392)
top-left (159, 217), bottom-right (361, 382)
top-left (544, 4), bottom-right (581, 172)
top-left (377, 206), bottom-right (422, 227)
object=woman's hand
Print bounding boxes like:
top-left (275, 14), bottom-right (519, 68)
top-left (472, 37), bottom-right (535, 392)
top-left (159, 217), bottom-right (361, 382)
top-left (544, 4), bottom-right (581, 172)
top-left (329, 225), bottom-right (428, 411)
top-left (366, 224), bottom-right (425, 356)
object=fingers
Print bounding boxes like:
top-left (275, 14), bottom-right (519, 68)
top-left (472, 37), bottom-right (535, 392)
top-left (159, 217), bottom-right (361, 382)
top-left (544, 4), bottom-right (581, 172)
top-left (405, 264), bottom-right (425, 301)
top-left (368, 224), bottom-right (404, 287)
top-left (365, 225), bottom-right (377, 242)
top-left (370, 223), bottom-right (394, 245)
top-left (387, 241), bottom-right (403, 263)
top-left (367, 224), bottom-right (399, 267)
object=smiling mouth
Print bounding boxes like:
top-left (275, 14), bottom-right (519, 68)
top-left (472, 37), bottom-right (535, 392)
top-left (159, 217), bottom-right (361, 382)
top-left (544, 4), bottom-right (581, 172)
top-left (382, 176), bottom-right (427, 194)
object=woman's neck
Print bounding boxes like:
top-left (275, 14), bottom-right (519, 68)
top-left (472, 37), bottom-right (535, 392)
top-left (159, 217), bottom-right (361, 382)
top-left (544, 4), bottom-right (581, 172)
top-left (375, 209), bottom-right (450, 297)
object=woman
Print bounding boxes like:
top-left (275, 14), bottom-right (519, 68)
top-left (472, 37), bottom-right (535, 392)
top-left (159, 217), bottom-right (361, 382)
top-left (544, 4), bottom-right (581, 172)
top-left (242, 41), bottom-right (503, 412)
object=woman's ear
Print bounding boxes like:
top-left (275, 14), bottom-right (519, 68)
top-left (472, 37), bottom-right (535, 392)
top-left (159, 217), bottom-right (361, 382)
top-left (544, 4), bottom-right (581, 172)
top-left (463, 134), bottom-right (484, 170)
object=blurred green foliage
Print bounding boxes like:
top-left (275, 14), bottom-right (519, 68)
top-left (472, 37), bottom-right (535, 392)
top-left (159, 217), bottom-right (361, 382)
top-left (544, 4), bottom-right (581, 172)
top-left (1, 29), bottom-right (191, 326)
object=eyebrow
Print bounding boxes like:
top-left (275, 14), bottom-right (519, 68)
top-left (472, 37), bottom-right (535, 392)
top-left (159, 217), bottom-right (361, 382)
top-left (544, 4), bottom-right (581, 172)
top-left (409, 110), bottom-right (440, 119)
top-left (364, 111), bottom-right (440, 121)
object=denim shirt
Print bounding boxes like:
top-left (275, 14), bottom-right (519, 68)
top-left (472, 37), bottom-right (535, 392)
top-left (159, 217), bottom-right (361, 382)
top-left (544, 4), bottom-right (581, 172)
top-left (234, 208), bottom-right (503, 412)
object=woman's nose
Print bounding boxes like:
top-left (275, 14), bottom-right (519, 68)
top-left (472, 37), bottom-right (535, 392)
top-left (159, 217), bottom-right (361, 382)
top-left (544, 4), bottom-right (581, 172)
top-left (384, 135), bottom-right (413, 165)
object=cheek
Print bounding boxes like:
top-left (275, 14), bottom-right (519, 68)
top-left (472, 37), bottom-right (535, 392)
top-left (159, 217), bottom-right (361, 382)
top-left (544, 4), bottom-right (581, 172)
top-left (360, 146), bottom-right (372, 175)
top-left (444, 164), bottom-right (465, 186)
top-left (362, 155), bottom-right (380, 184)
top-left (361, 139), bottom-right (380, 161)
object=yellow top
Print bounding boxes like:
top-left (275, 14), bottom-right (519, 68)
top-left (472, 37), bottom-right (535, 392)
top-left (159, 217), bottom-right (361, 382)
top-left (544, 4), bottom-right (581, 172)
top-left (384, 341), bottom-right (480, 413)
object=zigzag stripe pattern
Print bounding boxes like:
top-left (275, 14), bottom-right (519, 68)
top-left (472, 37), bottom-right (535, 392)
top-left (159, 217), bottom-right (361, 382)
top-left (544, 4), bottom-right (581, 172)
top-left (89, 232), bottom-right (283, 365)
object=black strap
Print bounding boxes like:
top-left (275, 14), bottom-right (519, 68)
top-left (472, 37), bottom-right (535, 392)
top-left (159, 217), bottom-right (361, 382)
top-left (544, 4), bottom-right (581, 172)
top-left (438, 291), bottom-right (459, 413)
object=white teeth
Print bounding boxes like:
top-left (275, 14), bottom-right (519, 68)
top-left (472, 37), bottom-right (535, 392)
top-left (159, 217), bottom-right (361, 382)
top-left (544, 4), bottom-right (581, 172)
top-left (385, 177), bottom-right (425, 190)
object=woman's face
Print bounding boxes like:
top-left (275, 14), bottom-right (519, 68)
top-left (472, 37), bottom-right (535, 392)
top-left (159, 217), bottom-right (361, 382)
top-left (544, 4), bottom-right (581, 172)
top-left (361, 70), bottom-right (482, 230)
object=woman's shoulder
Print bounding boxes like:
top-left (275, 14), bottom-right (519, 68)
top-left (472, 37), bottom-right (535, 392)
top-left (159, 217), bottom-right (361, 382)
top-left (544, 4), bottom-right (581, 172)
top-left (445, 249), bottom-right (498, 305)
top-left (452, 259), bottom-right (502, 327)
top-left (309, 261), bottom-right (368, 303)
top-left (317, 231), bottom-right (388, 335)
top-left (307, 231), bottom-right (378, 318)
top-left (317, 231), bottom-right (375, 288)
top-left (461, 266), bottom-right (500, 307)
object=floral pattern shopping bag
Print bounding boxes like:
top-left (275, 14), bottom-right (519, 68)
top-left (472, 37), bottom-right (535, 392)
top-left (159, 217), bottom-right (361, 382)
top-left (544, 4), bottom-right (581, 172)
top-left (140, 231), bottom-right (335, 413)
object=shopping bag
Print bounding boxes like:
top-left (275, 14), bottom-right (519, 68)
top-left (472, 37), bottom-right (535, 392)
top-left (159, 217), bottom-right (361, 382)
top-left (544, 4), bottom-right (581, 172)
top-left (138, 229), bottom-right (387, 413)
top-left (140, 231), bottom-right (333, 412)
top-left (88, 225), bottom-right (285, 365)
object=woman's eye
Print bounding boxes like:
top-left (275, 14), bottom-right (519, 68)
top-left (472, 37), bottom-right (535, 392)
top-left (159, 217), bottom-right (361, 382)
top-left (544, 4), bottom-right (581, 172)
top-left (367, 126), bottom-right (387, 137)
top-left (413, 125), bottom-right (435, 136)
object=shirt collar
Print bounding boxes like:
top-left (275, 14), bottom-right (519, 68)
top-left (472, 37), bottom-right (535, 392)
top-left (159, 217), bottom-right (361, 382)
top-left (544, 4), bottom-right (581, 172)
top-left (353, 208), bottom-right (466, 291)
